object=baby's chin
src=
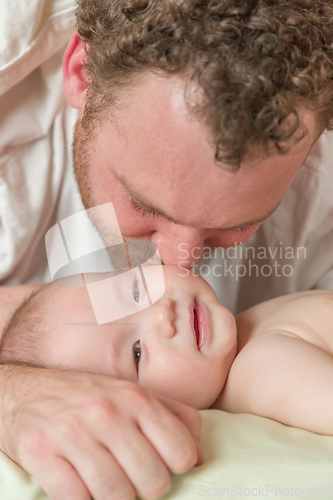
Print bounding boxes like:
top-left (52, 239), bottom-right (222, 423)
top-left (152, 369), bottom-right (230, 411)
top-left (183, 383), bottom-right (226, 410)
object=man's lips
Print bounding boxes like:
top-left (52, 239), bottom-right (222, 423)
top-left (190, 300), bottom-right (208, 350)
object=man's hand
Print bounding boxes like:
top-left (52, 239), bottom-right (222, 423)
top-left (0, 365), bottom-right (202, 500)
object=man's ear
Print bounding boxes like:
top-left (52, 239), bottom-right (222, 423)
top-left (63, 31), bottom-right (89, 109)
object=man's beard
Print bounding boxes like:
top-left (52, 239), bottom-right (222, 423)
top-left (73, 117), bottom-right (122, 248)
top-left (72, 118), bottom-right (162, 269)
top-left (73, 116), bottom-right (95, 213)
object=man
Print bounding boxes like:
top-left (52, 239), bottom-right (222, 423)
top-left (1, 0), bottom-right (333, 499)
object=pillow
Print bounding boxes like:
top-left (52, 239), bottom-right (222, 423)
top-left (1, 410), bottom-right (333, 500)
top-left (165, 411), bottom-right (333, 499)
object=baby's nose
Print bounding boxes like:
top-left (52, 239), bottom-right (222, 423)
top-left (155, 298), bottom-right (176, 338)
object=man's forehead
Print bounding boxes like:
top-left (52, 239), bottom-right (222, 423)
top-left (95, 75), bottom-right (318, 230)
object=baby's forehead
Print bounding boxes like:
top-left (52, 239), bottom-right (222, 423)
top-left (43, 265), bottom-right (188, 327)
top-left (40, 282), bottom-right (91, 321)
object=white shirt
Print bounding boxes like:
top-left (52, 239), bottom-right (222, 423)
top-left (1, 0), bottom-right (333, 314)
top-left (0, 0), bottom-right (83, 284)
top-left (199, 132), bottom-right (333, 313)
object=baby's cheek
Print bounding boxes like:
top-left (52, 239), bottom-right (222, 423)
top-left (212, 348), bottom-right (237, 392)
top-left (138, 357), bottom-right (200, 406)
top-left (177, 359), bottom-right (224, 409)
top-left (139, 350), bottom-right (226, 409)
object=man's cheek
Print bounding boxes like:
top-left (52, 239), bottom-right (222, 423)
top-left (236, 223), bottom-right (261, 243)
top-left (114, 208), bottom-right (158, 237)
top-left (207, 224), bottom-right (261, 248)
top-left (118, 219), bottom-right (156, 237)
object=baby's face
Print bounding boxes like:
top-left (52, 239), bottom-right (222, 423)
top-left (41, 266), bottom-right (237, 409)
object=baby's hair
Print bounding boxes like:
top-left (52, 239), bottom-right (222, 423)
top-left (0, 287), bottom-right (49, 368)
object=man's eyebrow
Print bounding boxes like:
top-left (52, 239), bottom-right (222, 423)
top-left (120, 176), bottom-right (281, 231)
top-left (120, 177), bottom-right (183, 224)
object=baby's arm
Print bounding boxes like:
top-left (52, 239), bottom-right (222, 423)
top-left (215, 332), bottom-right (333, 435)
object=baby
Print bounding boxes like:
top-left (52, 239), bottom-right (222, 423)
top-left (1, 265), bottom-right (333, 436)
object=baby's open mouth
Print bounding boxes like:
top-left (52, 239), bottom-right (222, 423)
top-left (192, 300), bottom-right (208, 350)
top-left (193, 306), bottom-right (200, 348)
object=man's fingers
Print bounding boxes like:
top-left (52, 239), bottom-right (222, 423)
top-left (61, 430), bottom-right (136, 500)
top-left (106, 426), bottom-right (172, 500)
top-left (26, 455), bottom-right (91, 500)
top-left (135, 393), bottom-right (201, 474)
top-left (10, 371), bottom-right (204, 500)
top-left (85, 401), bottom-right (172, 500)
top-left (154, 393), bottom-right (203, 466)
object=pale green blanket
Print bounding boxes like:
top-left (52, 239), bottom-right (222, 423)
top-left (1, 411), bottom-right (333, 500)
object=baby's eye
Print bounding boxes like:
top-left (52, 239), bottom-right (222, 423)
top-left (133, 341), bottom-right (141, 369)
top-left (132, 275), bottom-right (146, 304)
top-left (133, 277), bottom-right (140, 303)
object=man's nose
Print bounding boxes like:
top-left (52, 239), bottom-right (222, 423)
top-left (153, 298), bottom-right (176, 338)
top-left (151, 227), bottom-right (207, 268)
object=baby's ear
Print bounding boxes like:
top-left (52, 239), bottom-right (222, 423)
top-left (63, 31), bottom-right (89, 109)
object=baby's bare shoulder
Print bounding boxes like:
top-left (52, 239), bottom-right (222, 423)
top-left (237, 290), bottom-right (333, 354)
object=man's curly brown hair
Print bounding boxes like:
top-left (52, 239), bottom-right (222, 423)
top-left (76, 0), bottom-right (333, 167)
